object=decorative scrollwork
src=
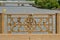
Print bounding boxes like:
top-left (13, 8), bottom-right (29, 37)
top-left (24, 14), bottom-right (36, 33)
top-left (7, 14), bottom-right (55, 34)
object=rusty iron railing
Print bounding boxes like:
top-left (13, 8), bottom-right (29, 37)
top-left (5, 14), bottom-right (56, 34)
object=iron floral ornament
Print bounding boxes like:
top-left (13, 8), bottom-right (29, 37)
top-left (7, 14), bottom-right (55, 34)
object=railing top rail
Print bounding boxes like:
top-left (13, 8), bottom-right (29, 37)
top-left (4, 13), bottom-right (56, 15)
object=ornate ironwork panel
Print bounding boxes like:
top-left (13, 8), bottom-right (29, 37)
top-left (7, 14), bottom-right (56, 34)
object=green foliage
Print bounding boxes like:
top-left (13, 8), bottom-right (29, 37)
top-left (35, 0), bottom-right (59, 9)
top-left (58, 0), bottom-right (60, 5)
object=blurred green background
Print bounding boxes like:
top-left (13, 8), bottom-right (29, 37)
top-left (27, 0), bottom-right (60, 9)
top-left (0, 0), bottom-right (60, 9)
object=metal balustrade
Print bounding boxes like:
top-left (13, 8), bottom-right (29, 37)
top-left (4, 14), bottom-right (56, 34)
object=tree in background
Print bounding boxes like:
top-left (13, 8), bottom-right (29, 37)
top-left (58, 0), bottom-right (60, 5)
top-left (35, 0), bottom-right (59, 9)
